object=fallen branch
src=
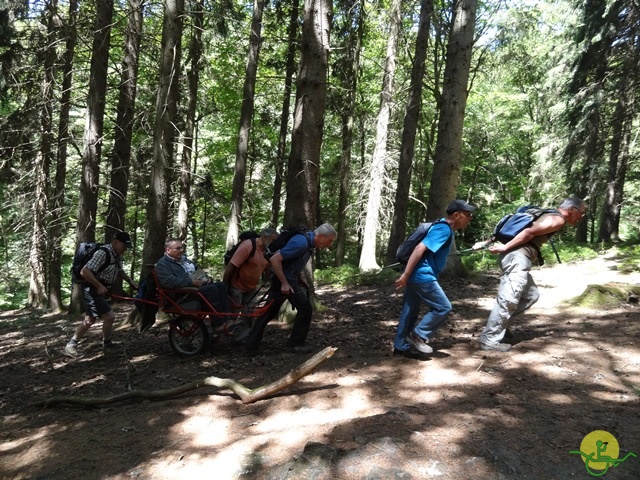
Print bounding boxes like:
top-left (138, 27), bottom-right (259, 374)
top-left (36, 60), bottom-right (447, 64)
top-left (35, 347), bottom-right (337, 407)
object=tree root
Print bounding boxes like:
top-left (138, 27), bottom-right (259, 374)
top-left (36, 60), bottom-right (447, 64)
top-left (35, 346), bottom-right (337, 407)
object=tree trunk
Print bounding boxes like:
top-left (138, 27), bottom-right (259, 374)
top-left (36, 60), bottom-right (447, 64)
top-left (333, 0), bottom-right (364, 267)
top-left (28, 0), bottom-right (57, 309)
top-left (427, 0), bottom-right (476, 219)
top-left (283, 0), bottom-right (332, 229)
top-left (385, 0), bottom-right (433, 266)
top-left (105, 0), bottom-right (144, 296)
top-left (71, 0), bottom-right (114, 313)
top-left (49, 0), bottom-right (78, 312)
top-left (228, 0), bottom-right (265, 247)
top-left (142, 0), bottom-right (184, 269)
top-left (598, 79), bottom-right (633, 242)
top-left (358, 0), bottom-right (402, 272)
top-left (271, 0), bottom-right (300, 228)
top-left (177, 0), bottom-right (204, 240)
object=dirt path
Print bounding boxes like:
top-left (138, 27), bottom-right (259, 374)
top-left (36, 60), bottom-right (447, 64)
top-left (1, 253), bottom-right (639, 479)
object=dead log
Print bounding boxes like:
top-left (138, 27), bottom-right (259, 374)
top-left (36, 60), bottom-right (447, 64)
top-left (35, 347), bottom-right (337, 407)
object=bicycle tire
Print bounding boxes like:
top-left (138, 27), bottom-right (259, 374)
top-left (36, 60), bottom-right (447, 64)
top-left (168, 315), bottom-right (209, 356)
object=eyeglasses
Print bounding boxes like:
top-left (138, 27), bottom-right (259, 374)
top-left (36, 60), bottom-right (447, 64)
top-left (171, 245), bottom-right (184, 251)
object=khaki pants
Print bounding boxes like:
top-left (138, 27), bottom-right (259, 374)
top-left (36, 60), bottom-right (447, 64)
top-left (480, 249), bottom-right (540, 346)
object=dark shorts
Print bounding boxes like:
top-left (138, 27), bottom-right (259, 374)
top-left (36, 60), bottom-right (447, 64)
top-left (82, 286), bottom-right (113, 318)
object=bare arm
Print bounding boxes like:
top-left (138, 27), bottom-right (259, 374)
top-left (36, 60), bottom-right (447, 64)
top-left (80, 267), bottom-right (108, 296)
top-left (269, 252), bottom-right (293, 294)
top-left (394, 243), bottom-right (427, 289)
top-left (488, 215), bottom-right (566, 254)
top-left (222, 263), bottom-right (238, 285)
top-left (118, 269), bottom-right (138, 290)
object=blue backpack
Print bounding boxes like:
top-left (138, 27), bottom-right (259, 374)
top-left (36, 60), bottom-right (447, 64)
top-left (396, 220), bottom-right (449, 265)
top-left (492, 205), bottom-right (561, 244)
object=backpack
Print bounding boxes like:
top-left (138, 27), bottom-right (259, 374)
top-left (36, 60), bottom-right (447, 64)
top-left (224, 231), bottom-right (259, 265)
top-left (396, 220), bottom-right (449, 265)
top-left (265, 227), bottom-right (310, 259)
top-left (492, 205), bottom-right (561, 244)
top-left (71, 242), bottom-right (111, 284)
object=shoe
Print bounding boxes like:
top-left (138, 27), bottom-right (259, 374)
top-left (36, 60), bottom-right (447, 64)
top-left (102, 341), bottom-right (122, 353)
top-left (406, 332), bottom-right (433, 354)
top-left (286, 344), bottom-right (313, 354)
top-left (479, 342), bottom-right (512, 352)
top-left (393, 348), bottom-right (427, 360)
top-left (504, 328), bottom-right (514, 339)
top-left (63, 343), bottom-right (84, 359)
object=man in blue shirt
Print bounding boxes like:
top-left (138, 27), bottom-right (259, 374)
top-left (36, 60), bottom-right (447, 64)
top-left (244, 223), bottom-right (337, 354)
top-left (393, 200), bottom-right (475, 358)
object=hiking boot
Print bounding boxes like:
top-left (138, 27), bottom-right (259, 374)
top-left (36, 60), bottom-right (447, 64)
top-left (63, 343), bottom-right (84, 359)
top-left (393, 348), bottom-right (427, 360)
top-left (406, 332), bottom-right (433, 354)
top-left (479, 342), bottom-right (512, 352)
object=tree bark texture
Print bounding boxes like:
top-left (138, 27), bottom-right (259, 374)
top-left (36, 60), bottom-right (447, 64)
top-left (358, 0), bottom-right (401, 272)
top-left (142, 0), bottom-right (184, 269)
top-left (49, 0), bottom-right (78, 312)
top-left (385, 0), bottom-right (434, 266)
top-left (334, 0), bottom-right (364, 267)
top-left (105, 0), bottom-right (144, 296)
top-left (283, 0), bottom-right (331, 229)
top-left (427, 0), bottom-right (477, 219)
top-left (177, 1), bottom-right (204, 240)
top-left (228, 0), bottom-right (265, 247)
top-left (76, 0), bottom-right (114, 244)
top-left (598, 79), bottom-right (634, 242)
top-left (106, 0), bottom-right (143, 242)
top-left (271, 0), bottom-right (299, 228)
top-left (71, 0), bottom-right (114, 313)
top-left (29, 0), bottom-right (58, 309)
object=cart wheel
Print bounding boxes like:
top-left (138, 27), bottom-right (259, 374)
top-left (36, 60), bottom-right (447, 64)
top-left (168, 315), bottom-right (209, 356)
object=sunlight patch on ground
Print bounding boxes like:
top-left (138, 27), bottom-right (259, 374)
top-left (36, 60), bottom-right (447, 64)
top-left (178, 413), bottom-right (231, 447)
top-left (543, 393), bottom-right (577, 404)
top-left (254, 392), bottom-right (382, 435)
top-left (1, 426), bottom-right (58, 473)
top-left (418, 366), bottom-right (483, 386)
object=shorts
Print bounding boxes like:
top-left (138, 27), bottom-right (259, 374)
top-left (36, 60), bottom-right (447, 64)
top-left (82, 286), bottom-right (113, 318)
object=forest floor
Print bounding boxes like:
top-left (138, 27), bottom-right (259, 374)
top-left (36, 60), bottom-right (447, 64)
top-left (1, 250), bottom-right (640, 480)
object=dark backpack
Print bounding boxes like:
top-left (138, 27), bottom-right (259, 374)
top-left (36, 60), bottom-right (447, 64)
top-left (492, 205), bottom-right (561, 244)
top-left (396, 220), bottom-right (449, 265)
top-left (224, 231), bottom-right (260, 265)
top-left (265, 227), bottom-right (310, 259)
top-left (71, 242), bottom-right (111, 284)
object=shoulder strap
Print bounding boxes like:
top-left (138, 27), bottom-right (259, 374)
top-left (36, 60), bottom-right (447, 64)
top-left (93, 246), bottom-right (112, 273)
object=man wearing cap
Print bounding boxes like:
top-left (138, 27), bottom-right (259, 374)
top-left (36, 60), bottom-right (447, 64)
top-left (393, 200), bottom-right (475, 359)
top-left (63, 232), bottom-right (138, 358)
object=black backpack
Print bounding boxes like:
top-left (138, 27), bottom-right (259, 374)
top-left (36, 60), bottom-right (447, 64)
top-left (265, 227), bottom-right (310, 259)
top-left (396, 220), bottom-right (449, 265)
top-left (71, 242), bottom-right (111, 284)
top-left (224, 231), bottom-right (259, 265)
top-left (492, 205), bottom-right (561, 244)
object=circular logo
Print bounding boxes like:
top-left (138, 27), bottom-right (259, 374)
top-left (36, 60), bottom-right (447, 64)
top-left (579, 430), bottom-right (620, 472)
